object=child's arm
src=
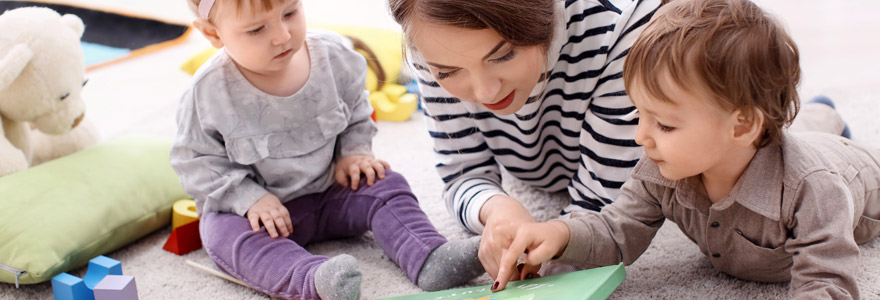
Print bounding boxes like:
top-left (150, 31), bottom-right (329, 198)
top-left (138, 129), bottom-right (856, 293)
top-left (169, 89), bottom-right (269, 217)
top-left (324, 33), bottom-right (389, 190)
top-left (783, 173), bottom-right (860, 299)
top-left (327, 34), bottom-right (378, 162)
top-left (492, 176), bottom-right (668, 291)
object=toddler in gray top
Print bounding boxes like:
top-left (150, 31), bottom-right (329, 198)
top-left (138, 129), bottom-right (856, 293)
top-left (170, 0), bottom-right (484, 299)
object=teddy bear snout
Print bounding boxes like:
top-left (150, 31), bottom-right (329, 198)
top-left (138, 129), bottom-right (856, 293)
top-left (72, 113), bottom-right (84, 128)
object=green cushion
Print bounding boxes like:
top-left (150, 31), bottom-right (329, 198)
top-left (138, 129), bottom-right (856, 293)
top-left (0, 135), bottom-right (188, 284)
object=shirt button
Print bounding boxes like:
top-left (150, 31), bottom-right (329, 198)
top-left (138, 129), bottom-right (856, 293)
top-left (712, 253), bottom-right (721, 258)
top-left (711, 222), bottom-right (720, 228)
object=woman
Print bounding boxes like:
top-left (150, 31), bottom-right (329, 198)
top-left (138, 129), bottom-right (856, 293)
top-left (387, 0), bottom-right (662, 279)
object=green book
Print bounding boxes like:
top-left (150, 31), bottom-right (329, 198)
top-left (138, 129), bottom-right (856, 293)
top-left (380, 263), bottom-right (626, 300)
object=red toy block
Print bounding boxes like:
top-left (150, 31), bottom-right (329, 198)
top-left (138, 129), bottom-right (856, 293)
top-left (162, 219), bottom-right (202, 255)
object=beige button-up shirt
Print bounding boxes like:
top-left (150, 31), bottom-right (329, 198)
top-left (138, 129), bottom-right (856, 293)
top-left (557, 131), bottom-right (880, 299)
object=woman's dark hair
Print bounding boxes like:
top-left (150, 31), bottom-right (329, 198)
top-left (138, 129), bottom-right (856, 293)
top-left (388, 0), bottom-right (556, 50)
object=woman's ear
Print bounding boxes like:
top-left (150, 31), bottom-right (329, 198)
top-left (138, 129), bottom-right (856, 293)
top-left (193, 19), bottom-right (224, 49)
top-left (731, 107), bottom-right (764, 147)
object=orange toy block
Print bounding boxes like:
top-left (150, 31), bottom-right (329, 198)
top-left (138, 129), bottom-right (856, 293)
top-left (162, 219), bottom-right (202, 255)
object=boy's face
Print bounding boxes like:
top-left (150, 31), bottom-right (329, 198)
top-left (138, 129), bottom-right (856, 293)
top-left (631, 73), bottom-right (742, 181)
top-left (210, 0), bottom-right (306, 75)
top-left (408, 20), bottom-right (546, 116)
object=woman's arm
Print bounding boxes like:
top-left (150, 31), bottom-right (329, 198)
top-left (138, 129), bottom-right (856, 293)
top-left (561, 0), bottom-right (660, 210)
top-left (411, 60), bottom-right (509, 234)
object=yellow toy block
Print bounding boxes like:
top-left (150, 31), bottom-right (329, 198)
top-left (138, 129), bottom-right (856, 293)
top-left (171, 199), bottom-right (199, 230)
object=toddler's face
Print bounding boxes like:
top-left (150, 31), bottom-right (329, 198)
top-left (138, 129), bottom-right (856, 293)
top-left (408, 20), bottom-right (545, 116)
top-left (631, 73), bottom-right (741, 181)
top-left (212, 0), bottom-right (306, 75)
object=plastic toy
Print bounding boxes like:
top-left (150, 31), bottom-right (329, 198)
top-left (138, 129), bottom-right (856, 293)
top-left (369, 84), bottom-right (418, 122)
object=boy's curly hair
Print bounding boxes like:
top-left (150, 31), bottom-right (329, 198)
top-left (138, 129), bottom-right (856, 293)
top-left (623, 0), bottom-right (800, 147)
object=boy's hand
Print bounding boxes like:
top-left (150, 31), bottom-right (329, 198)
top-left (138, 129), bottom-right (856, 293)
top-left (492, 220), bottom-right (571, 292)
top-left (334, 155), bottom-right (391, 190)
top-left (246, 193), bottom-right (293, 239)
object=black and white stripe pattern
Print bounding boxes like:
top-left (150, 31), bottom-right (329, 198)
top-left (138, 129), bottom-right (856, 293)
top-left (413, 0), bottom-right (660, 233)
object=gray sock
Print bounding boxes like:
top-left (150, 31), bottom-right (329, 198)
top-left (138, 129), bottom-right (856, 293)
top-left (314, 254), bottom-right (361, 300)
top-left (416, 235), bottom-right (485, 291)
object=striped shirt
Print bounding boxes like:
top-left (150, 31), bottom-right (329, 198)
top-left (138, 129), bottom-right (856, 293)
top-left (410, 0), bottom-right (661, 233)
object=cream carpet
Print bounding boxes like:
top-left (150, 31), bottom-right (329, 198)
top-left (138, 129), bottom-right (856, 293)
top-left (1, 0), bottom-right (878, 299)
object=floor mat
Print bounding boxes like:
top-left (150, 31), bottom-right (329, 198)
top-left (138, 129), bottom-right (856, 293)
top-left (0, 0), bottom-right (191, 70)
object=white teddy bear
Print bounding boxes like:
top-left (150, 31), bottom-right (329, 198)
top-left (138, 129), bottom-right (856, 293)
top-left (0, 7), bottom-right (99, 177)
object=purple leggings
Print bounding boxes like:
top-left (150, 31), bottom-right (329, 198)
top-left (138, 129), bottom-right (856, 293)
top-left (199, 171), bottom-right (446, 299)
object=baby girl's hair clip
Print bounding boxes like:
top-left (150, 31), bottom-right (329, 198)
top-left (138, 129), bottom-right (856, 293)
top-left (199, 0), bottom-right (216, 19)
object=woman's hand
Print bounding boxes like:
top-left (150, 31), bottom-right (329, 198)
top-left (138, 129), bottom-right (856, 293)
top-left (246, 193), bottom-right (293, 239)
top-left (478, 195), bottom-right (536, 281)
top-left (334, 155), bottom-right (391, 190)
top-left (492, 220), bottom-right (570, 292)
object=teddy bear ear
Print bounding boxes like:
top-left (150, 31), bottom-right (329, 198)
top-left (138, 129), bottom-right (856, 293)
top-left (61, 14), bottom-right (85, 38)
top-left (0, 44), bottom-right (34, 91)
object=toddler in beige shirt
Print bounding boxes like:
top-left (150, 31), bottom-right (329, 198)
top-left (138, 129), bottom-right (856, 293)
top-left (491, 0), bottom-right (880, 299)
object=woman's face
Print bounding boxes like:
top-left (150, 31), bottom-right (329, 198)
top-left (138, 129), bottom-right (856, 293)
top-left (409, 19), bottom-right (546, 115)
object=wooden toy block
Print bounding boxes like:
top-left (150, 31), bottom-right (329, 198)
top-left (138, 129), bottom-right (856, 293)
top-left (83, 255), bottom-right (122, 289)
top-left (93, 275), bottom-right (138, 300)
top-left (51, 272), bottom-right (94, 300)
top-left (171, 199), bottom-right (199, 230)
top-left (162, 219), bottom-right (202, 255)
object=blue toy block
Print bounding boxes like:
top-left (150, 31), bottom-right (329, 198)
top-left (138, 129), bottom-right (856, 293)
top-left (51, 273), bottom-right (95, 300)
top-left (83, 255), bottom-right (122, 289)
top-left (93, 275), bottom-right (138, 300)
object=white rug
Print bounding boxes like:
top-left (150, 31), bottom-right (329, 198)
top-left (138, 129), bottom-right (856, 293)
top-left (1, 0), bottom-right (879, 299)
